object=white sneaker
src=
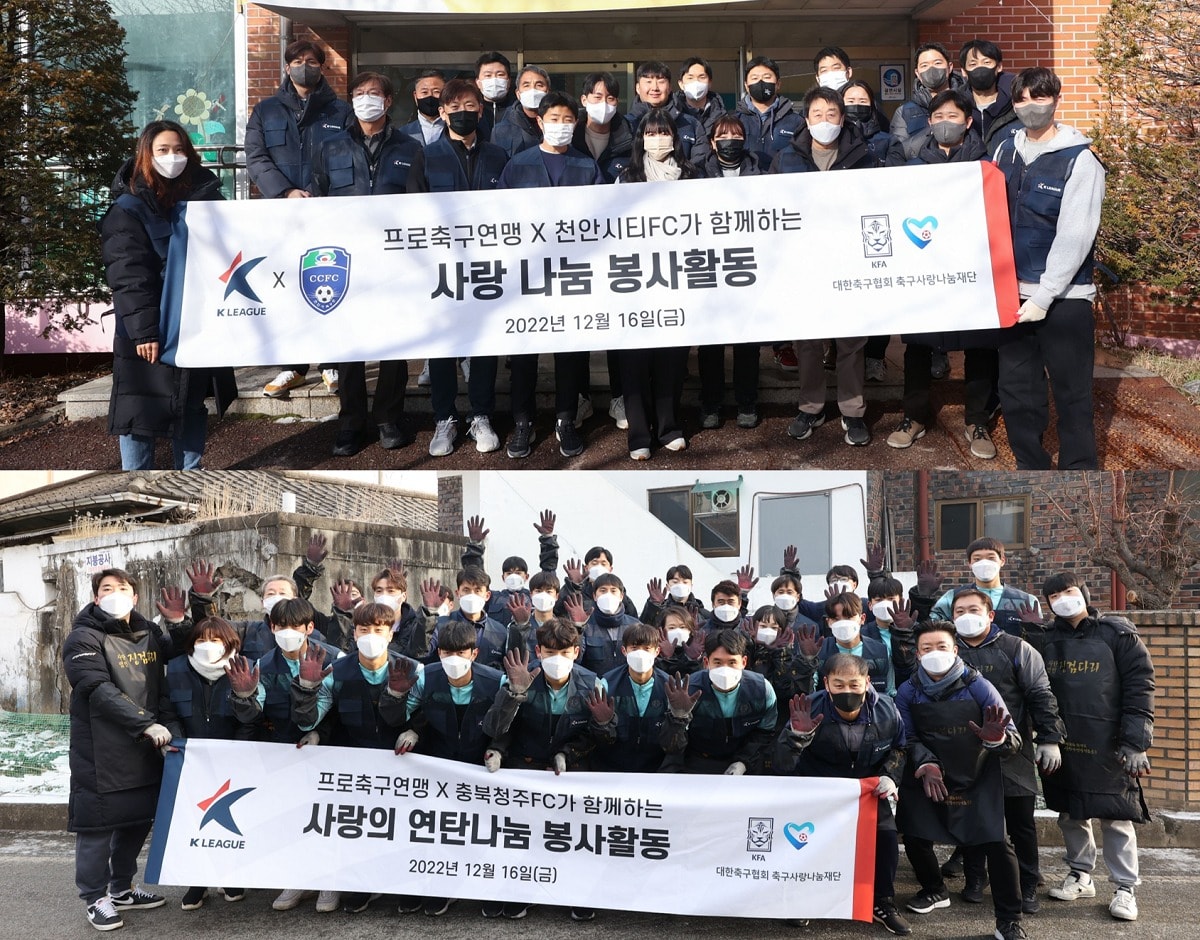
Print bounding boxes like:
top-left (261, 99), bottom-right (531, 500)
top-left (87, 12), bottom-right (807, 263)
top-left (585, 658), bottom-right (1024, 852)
top-left (316, 890), bottom-right (341, 913)
top-left (459, 357), bottom-right (471, 382)
top-left (1109, 888), bottom-right (1137, 921)
top-left (417, 360), bottom-right (431, 386)
top-left (629, 448), bottom-right (650, 461)
top-left (321, 368), bottom-right (339, 393)
top-left (429, 417), bottom-right (458, 457)
top-left (272, 889), bottom-right (314, 911)
top-left (1049, 871), bottom-right (1095, 901)
top-left (609, 395), bottom-right (628, 429)
top-left (663, 436), bottom-right (686, 452)
top-left (263, 369), bottom-right (305, 398)
top-left (575, 394), bottom-right (594, 428)
top-left (468, 415), bottom-right (500, 453)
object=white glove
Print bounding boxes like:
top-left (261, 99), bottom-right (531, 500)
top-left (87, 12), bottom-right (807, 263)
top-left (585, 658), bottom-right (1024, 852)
top-left (552, 752), bottom-right (567, 775)
top-left (723, 761), bottom-right (747, 776)
top-left (484, 749), bottom-right (502, 773)
top-left (1035, 742), bottom-right (1062, 773)
top-left (1017, 299), bottom-right (1048, 323)
top-left (875, 776), bottom-right (898, 800)
top-left (395, 730), bottom-right (419, 754)
top-left (143, 723), bottom-right (171, 747)
top-left (296, 731), bottom-right (320, 748)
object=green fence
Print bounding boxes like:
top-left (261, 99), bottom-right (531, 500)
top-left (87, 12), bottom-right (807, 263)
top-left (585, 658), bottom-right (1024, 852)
top-left (0, 710), bottom-right (70, 796)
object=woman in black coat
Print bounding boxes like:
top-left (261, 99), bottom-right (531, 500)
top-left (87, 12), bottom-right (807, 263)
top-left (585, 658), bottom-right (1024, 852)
top-left (100, 120), bottom-right (236, 469)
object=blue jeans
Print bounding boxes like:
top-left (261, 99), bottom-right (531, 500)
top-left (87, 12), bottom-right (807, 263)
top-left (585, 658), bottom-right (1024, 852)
top-left (118, 409), bottom-right (207, 469)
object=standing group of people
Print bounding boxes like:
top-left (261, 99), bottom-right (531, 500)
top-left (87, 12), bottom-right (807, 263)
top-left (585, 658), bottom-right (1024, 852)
top-left (67, 510), bottom-right (1153, 939)
top-left (99, 39), bottom-right (1103, 469)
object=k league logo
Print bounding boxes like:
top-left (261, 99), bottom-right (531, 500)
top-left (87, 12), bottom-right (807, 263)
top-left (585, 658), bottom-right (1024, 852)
top-left (300, 246), bottom-right (351, 315)
top-left (198, 778), bottom-right (256, 836)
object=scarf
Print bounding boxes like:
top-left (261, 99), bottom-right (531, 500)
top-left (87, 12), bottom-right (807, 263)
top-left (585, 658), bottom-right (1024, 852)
top-left (643, 155), bottom-right (682, 182)
top-left (188, 653), bottom-right (233, 682)
top-left (916, 657), bottom-right (966, 698)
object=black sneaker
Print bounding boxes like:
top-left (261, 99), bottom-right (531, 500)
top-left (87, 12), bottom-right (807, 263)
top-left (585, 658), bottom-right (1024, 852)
top-left (994, 921), bottom-right (1028, 940)
top-left (397, 895), bottom-right (423, 913)
top-left (940, 849), bottom-right (964, 878)
top-left (1021, 887), bottom-right (1041, 914)
top-left (109, 887), bottom-right (165, 910)
top-left (504, 902), bottom-right (530, 919)
top-left (555, 418), bottom-right (584, 457)
top-left (222, 888), bottom-right (245, 903)
top-left (931, 350), bottom-right (950, 379)
top-left (961, 878), bottom-right (987, 903)
top-left (571, 908), bottom-right (595, 921)
top-left (736, 410), bottom-right (759, 429)
top-left (787, 410), bottom-right (826, 440)
top-left (378, 421), bottom-right (413, 450)
top-left (86, 897), bottom-right (124, 932)
top-left (873, 899), bottom-right (912, 936)
top-left (342, 892), bottom-right (372, 913)
top-left (332, 427), bottom-right (367, 457)
top-left (906, 887), bottom-right (950, 914)
top-left (481, 901), bottom-right (506, 918)
top-left (701, 411), bottom-right (722, 430)
top-left (181, 887), bottom-right (207, 911)
top-left (507, 420), bottom-right (534, 459)
top-left (841, 416), bottom-right (871, 446)
top-left (424, 897), bottom-right (454, 916)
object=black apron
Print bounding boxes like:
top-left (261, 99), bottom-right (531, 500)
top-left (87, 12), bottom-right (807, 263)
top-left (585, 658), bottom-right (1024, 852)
top-left (898, 697), bottom-right (1006, 845)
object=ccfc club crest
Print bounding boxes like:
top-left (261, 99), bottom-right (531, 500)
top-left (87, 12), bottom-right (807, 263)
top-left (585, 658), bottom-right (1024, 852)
top-left (300, 246), bottom-right (351, 314)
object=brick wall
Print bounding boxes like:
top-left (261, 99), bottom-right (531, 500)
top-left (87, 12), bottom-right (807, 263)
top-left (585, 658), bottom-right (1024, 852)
top-left (918, 0), bottom-right (1109, 128)
top-left (247, 4), bottom-right (351, 110)
top-left (438, 474), bottom-right (464, 536)
top-left (1102, 283), bottom-right (1200, 350)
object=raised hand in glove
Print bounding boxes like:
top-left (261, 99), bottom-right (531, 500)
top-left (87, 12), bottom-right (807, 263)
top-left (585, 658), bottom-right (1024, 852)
top-left (665, 673), bottom-right (702, 718)
top-left (387, 658), bottom-right (419, 698)
top-left (1015, 600), bottom-right (1044, 625)
top-left (646, 577), bottom-right (667, 606)
top-left (298, 643), bottom-right (332, 690)
top-left (915, 763), bottom-right (948, 802)
top-left (420, 578), bottom-right (443, 610)
top-left (466, 515), bottom-right (490, 543)
top-left (788, 693), bottom-right (824, 736)
top-left (969, 704), bottom-right (1011, 745)
top-left (586, 687), bottom-right (615, 725)
top-left (507, 592), bottom-right (532, 626)
top-left (915, 559), bottom-right (942, 597)
top-left (502, 648), bottom-right (541, 695)
top-left (227, 656), bottom-right (260, 699)
top-left (533, 509), bottom-right (556, 536)
top-left (795, 623), bottom-right (823, 658)
top-left (736, 564), bottom-right (759, 592)
top-left (563, 558), bottom-right (585, 585)
top-left (887, 600), bottom-right (917, 633)
top-left (782, 545), bottom-right (800, 572)
top-left (156, 586), bottom-right (187, 623)
top-left (331, 578), bottom-right (357, 612)
top-left (860, 542), bottom-right (885, 574)
top-left (562, 595), bottom-right (587, 626)
top-left (186, 559), bottom-right (223, 596)
top-left (305, 533), bottom-right (329, 566)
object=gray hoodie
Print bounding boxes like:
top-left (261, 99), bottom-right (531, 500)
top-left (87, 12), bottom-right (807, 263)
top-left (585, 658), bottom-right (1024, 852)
top-left (998, 123), bottom-right (1105, 309)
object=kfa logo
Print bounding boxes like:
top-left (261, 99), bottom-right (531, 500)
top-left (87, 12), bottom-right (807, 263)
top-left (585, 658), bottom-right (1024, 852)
top-left (861, 215), bottom-right (892, 259)
top-left (747, 817), bottom-right (774, 854)
top-left (300, 246), bottom-right (351, 314)
top-left (219, 251), bottom-right (267, 302)
top-left (198, 778), bottom-right (256, 836)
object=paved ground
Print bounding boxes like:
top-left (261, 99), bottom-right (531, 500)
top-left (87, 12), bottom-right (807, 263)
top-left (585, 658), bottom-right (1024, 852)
top-left (3, 344), bottom-right (1199, 470)
top-left (3, 830), bottom-right (1195, 939)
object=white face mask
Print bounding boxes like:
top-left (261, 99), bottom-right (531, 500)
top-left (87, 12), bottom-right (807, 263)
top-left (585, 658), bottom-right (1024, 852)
top-left (666, 627), bottom-right (690, 647)
top-left (192, 640), bottom-right (227, 664)
top-left (829, 580), bottom-right (855, 595)
top-left (519, 88), bottom-right (547, 110)
top-left (440, 654), bottom-right (472, 680)
top-left (503, 573), bottom-right (526, 592)
top-left (437, 602), bottom-right (452, 618)
top-left (682, 80), bottom-right (709, 101)
top-left (971, 559), bottom-right (1002, 583)
top-left (357, 633), bottom-right (389, 659)
top-left (531, 592), bottom-right (556, 613)
top-left (773, 593), bottom-right (798, 612)
top-left (373, 593), bottom-right (400, 611)
top-left (809, 121), bottom-right (842, 145)
top-left (540, 654), bottom-right (574, 681)
top-left (1050, 594), bottom-right (1087, 619)
top-left (585, 101), bottom-right (616, 125)
top-left (643, 136), bottom-right (674, 160)
top-left (273, 628), bottom-right (305, 653)
top-left (352, 93), bottom-right (386, 122)
top-left (458, 593), bottom-right (485, 616)
top-left (595, 593), bottom-right (623, 615)
top-left (954, 613), bottom-right (990, 638)
top-left (97, 592), bottom-right (135, 619)
top-left (920, 649), bottom-right (957, 676)
top-left (668, 582), bottom-right (691, 600)
top-left (818, 70), bottom-right (849, 91)
top-left (871, 601), bottom-right (895, 624)
top-left (587, 564), bottom-right (609, 583)
top-left (262, 593), bottom-right (288, 614)
top-left (626, 649), bottom-right (656, 673)
top-left (541, 121), bottom-right (575, 146)
top-left (152, 154), bottom-right (188, 179)
top-left (756, 626), bottom-right (779, 645)
top-left (480, 76), bottom-right (509, 100)
top-left (831, 619), bottom-right (860, 644)
top-left (712, 604), bottom-right (740, 623)
top-left (708, 665), bottom-right (742, 692)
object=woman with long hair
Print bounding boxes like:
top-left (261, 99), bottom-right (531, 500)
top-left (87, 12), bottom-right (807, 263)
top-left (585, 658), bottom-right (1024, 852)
top-left (99, 120), bottom-right (237, 469)
top-left (616, 109), bottom-right (703, 459)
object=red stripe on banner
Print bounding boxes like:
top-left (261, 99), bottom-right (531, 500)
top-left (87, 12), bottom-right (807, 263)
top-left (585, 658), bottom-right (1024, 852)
top-left (853, 778), bottom-right (879, 922)
top-left (980, 162), bottom-right (1020, 326)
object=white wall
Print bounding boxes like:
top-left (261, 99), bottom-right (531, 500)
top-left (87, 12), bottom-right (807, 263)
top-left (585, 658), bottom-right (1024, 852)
top-left (459, 471), bottom-right (874, 611)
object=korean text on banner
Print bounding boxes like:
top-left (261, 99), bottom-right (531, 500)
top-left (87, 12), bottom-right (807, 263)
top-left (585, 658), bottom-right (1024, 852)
top-left (147, 739), bottom-right (878, 921)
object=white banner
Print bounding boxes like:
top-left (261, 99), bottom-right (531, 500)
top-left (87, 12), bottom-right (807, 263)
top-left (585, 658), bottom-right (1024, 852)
top-left (147, 740), bottom-right (878, 921)
top-left (161, 162), bottom-right (1018, 368)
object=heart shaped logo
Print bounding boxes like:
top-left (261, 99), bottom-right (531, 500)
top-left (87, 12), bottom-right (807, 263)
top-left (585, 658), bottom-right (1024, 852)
top-left (783, 821), bottom-right (815, 849)
top-left (902, 216), bottom-right (939, 249)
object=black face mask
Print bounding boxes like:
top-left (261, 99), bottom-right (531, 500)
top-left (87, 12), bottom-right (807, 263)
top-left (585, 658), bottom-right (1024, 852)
top-left (844, 104), bottom-right (873, 126)
top-left (416, 95), bottom-right (441, 118)
top-left (967, 66), bottom-right (999, 91)
top-left (288, 63), bottom-right (322, 89)
top-left (830, 690), bottom-right (866, 713)
top-left (747, 80), bottom-right (776, 104)
top-left (715, 138), bottom-right (746, 163)
top-left (447, 110), bottom-right (479, 136)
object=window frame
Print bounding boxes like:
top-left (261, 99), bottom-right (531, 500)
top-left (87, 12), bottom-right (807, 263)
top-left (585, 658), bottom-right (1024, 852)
top-left (648, 484), bottom-right (741, 558)
top-left (934, 493), bottom-right (1031, 552)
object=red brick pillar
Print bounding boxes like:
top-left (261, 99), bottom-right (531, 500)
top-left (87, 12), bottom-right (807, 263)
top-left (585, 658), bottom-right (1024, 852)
top-left (246, 4), bottom-right (351, 110)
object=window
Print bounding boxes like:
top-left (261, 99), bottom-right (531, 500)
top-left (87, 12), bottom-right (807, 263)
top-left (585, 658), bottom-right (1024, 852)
top-left (936, 495), bottom-right (1030, 551)
top-left (648, 485), bottom-right (740, 557)
top-left (757, 493), bottom-right (831, 575)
